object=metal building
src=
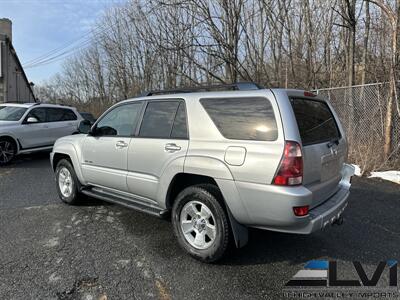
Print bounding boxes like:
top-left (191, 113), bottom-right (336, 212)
top-left (0, 18), bottom-right (36, 103)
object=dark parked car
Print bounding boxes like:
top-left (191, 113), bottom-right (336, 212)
top-left (79, 112), bottom-right (96, 125)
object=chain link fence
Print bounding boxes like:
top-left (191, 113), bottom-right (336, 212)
top-left (315, 82), bottom-right (400, 174)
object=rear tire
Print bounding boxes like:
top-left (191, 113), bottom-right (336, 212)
top-left (0, 138), bottom-right (16, 166)
top-left (55, 159), bottom-right (82, 205)
top-left (172, 184), bottom-right (230, 263)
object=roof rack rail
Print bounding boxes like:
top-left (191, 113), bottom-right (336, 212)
top-left (142, 82), bottom-right (263, 96)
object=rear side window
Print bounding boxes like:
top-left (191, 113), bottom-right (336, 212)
top-left (62, 109), bottom-right (77, 121)
top-left (200, 97), bottom-right (278, 141)
top-left (139, 101), bottom-right (180, 138)
top-left (171, 102), bottom-right (188, 139)
top-left (46, 108), bottom-right (77, 122)
top-left (290, 98), bottom-right (340, 146)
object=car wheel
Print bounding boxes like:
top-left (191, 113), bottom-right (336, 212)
top-left (172, 184), bottom-right (230, 263)
top-left (55, 159), bottom-right (82, 205)
top-left (0, 138), bottom-right (16, 166)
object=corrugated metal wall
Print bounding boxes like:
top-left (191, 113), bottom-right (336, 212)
top-left (0, 36), bottom-right (35, 103)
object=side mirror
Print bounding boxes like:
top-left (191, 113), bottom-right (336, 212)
top-left (26, 116), bottom-right (39, 123)
top-left (78, 120), bottom-right (93, 134)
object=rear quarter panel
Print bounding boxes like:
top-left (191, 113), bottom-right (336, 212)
top-left (185, 90), bottom-right (285, 184)
top-left (184, 90), bottom-right (285, 223)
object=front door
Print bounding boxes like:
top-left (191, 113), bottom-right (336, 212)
top-left (127, 100), bottom-right (189, 201)
top-left (81, 102), bottom-right (144, 192)
top-left (19, 107), bottom-right (53, 149)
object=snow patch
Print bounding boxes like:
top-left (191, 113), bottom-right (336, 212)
top-left (369, 171), bottom-right (400, 184)
top-left (351, 164), bottom-right (362, 176)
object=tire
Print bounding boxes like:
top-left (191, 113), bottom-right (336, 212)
top-left (0, 138), bottom-right (17, 166)
top-left (172, 184), bottom-right (230, 263)
top-left (55, 159), bottom-right (82, 205)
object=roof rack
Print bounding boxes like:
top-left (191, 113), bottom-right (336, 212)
top-left (142, 82), bottom-right (263, 96)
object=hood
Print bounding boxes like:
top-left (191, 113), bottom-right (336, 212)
top-left (54, 134), bottom-right (87, 148)
top-left (0, 120), bottom-right (20, 126)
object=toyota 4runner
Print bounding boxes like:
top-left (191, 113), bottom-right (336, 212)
top-left (50, 83), bottom-right (354, 262)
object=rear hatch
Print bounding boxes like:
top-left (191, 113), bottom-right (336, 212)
top-left (290, 96), bottom-right (346, 208)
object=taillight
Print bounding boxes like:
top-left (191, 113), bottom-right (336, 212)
top-left (273, 141), bottom-right (303, 186)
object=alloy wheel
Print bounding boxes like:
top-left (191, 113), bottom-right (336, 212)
top-left (58, 167), bottom-right (74, 198)
top-left (0, 141), bottom-right (15, 164)
top-left (180, 200), bottom-right (217, 250)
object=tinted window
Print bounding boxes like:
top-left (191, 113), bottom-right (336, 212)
top-left (80, 112), bottom-right (96, 123)
top-left (171, 102), bottom-right (188, 139)
top-left (96, 102), bottom-right (142, 136)
top-left (290, 98), bottom-right (340, 146)
top-left (139, 101), bottom-right (180, 138)
top-left (200, 97), bottom-right (278, 141)
top-left (46, 108), bottom-right (77, 122)
top-left (62, 109), bottom-right (77, 121)
top-left (26, 108), bottom-right (46, 122)
top-left (0, 106), bottom-right (27, 121)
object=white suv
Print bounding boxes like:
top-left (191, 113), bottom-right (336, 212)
top-left (51, 83), bottom-right (354, 262)
top-left (0, 103), bottom-right (82, 165)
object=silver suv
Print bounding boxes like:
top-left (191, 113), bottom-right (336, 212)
top-left (50, 83), bottom-right (354, 262)
top-left (0, 103), bottom-right (82, 165)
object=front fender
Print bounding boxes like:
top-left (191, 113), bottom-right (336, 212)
top-left (51, 142), bottom-right (85, 184)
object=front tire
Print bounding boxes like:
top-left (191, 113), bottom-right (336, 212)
top-left (0, 138), bottom-right (16, 166)
top-left (55, 159), bottom-right (82, 205)
top-left (172, 184), bottom-right (230, 263)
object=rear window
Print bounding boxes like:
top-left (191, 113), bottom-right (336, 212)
top-left (290, 98), bottom-right (340, 146)
top-left (200, 97), bottom-right (278, 141)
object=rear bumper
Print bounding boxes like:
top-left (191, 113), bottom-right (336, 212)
top-left (232, 164), bottom-right (354, 234)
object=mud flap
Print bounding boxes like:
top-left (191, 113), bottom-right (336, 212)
top-left (226, 205), bottom-right (248, 248)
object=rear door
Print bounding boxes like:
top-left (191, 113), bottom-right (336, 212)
top-left (126, 100), bottom-right (189, 202)
top-left (290, 97), bottom-right (346, 208)
top-left (19, 107), bottom-right (53, 148)
top-left (45, 108), bottom-right (79, 142)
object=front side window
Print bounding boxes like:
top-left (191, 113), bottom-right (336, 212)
top-left (26, 108), bottom-right (46, 123)
top-left (95, 102), bottom-right (142, 136)
top-left (200, 97), bottom-right (278, 141)
top-left (0, 106), bottom-right (28, 121)
top-left (139, 101), bottom-right (181, 138)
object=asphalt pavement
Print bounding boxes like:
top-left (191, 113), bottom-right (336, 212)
top-left (1, 152), bottom-right (400, 300)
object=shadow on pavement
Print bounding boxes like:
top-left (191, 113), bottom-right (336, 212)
top-left (119, 176), bottom-right (400, 268)
top-left (5, 151), bottom-right (52, 169)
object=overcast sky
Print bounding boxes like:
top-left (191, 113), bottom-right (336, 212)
top-left (1, 0), bottom-right (123, 84)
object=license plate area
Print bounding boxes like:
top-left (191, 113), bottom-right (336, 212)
top-left (321, 152), bottom-right (342, 182)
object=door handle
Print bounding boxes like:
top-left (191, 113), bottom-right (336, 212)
top-left (165, 143), bottom-right (181, 152)
top-left (116, 141), bottom-right (128, 149)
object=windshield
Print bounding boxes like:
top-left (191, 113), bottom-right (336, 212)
top-left (0, 106), bottom-right (28, 121)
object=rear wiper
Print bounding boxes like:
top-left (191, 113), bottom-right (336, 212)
top-left (327, 137), bottom-right (339, 148)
